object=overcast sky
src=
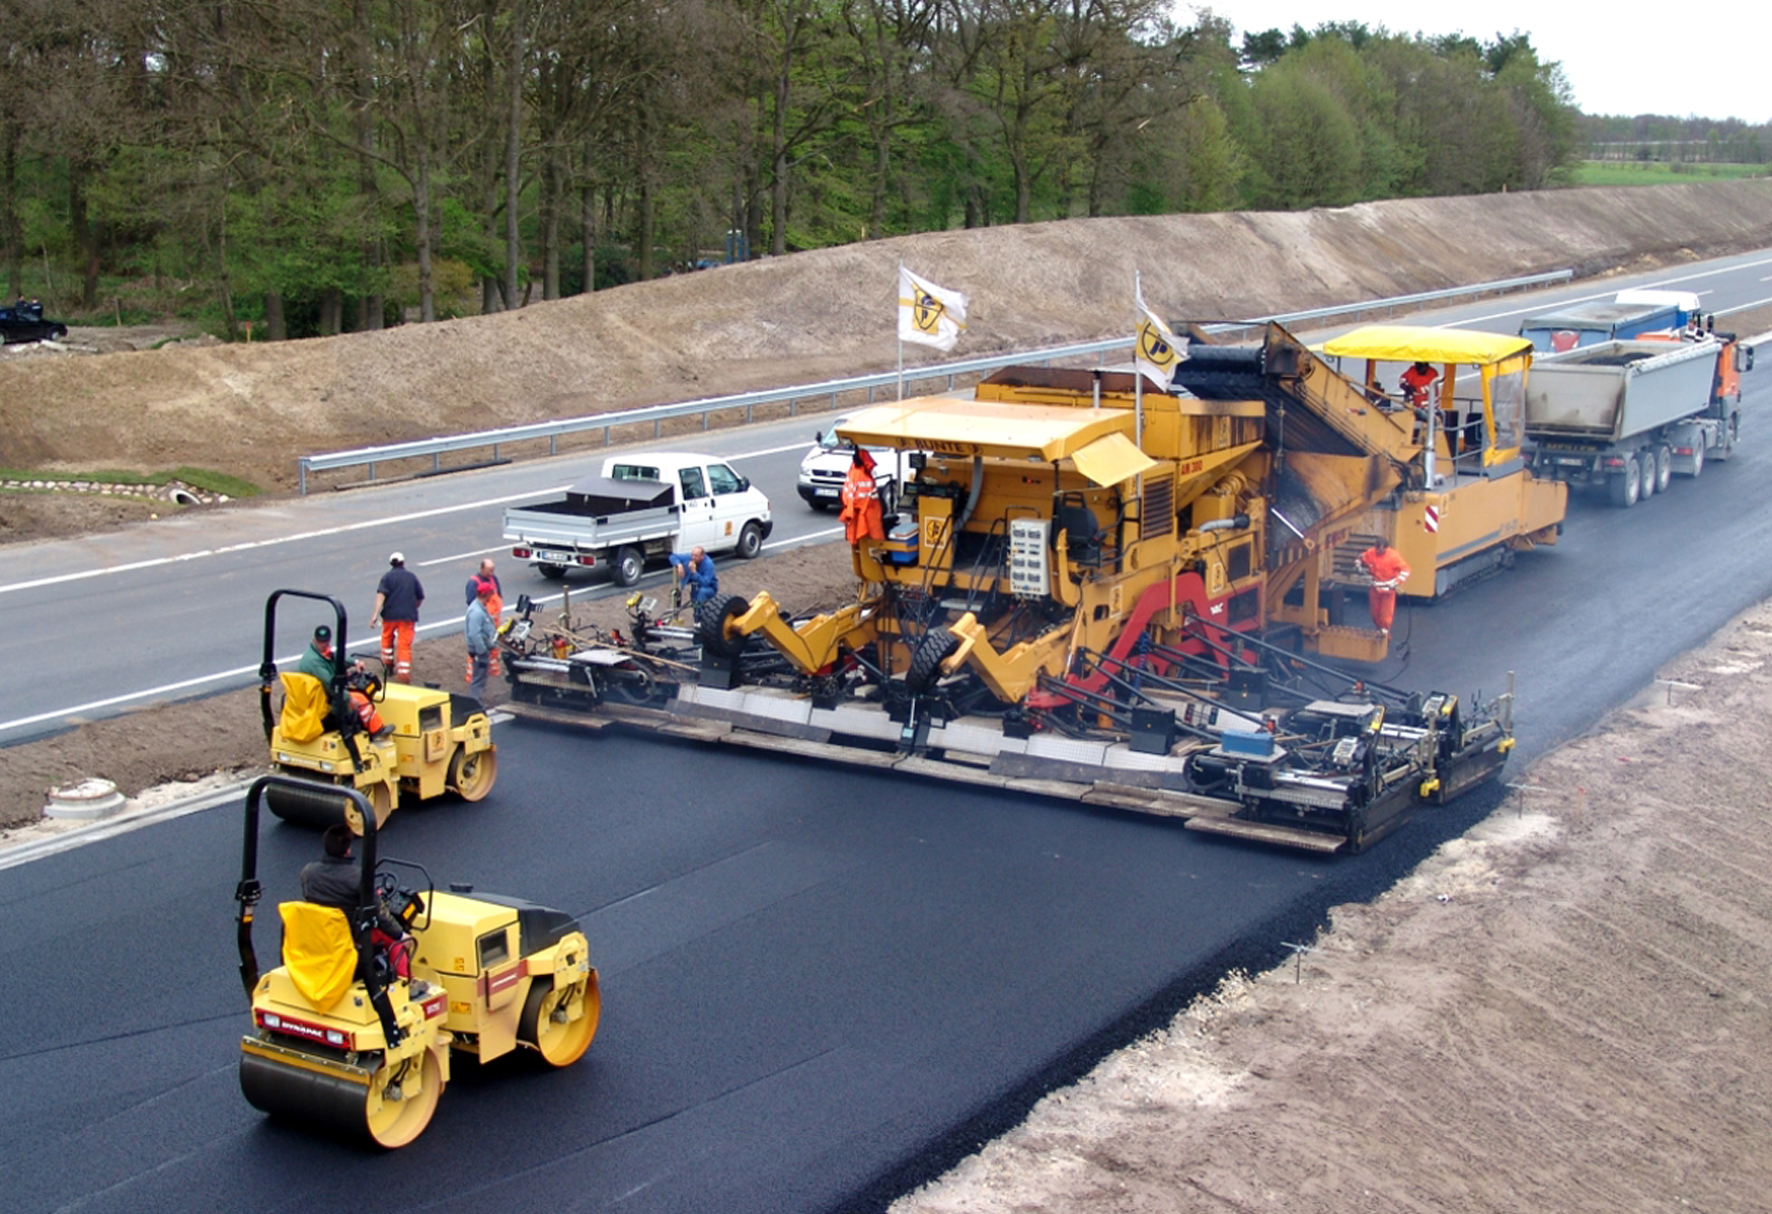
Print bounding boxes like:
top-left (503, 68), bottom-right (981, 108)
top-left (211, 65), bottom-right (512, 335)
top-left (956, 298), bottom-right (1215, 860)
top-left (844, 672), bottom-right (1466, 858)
top-left (1199, 3), bottom-right (1772, 124)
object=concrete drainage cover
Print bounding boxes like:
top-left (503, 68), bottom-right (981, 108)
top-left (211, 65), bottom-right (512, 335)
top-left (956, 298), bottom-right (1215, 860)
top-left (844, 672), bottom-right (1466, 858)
top-left (45, 777), bottom-right (126, 820)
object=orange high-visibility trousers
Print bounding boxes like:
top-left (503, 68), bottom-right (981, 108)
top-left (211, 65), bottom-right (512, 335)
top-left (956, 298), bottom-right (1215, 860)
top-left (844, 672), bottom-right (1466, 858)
top-left (1368, 586), bottom-right (1398, 632)
top-left (380, 620), bottom-right (415, 683)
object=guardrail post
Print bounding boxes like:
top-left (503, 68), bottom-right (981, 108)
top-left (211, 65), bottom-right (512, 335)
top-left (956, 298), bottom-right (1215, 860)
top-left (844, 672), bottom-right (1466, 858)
top-left (299, 459), bottom-right (308, 496)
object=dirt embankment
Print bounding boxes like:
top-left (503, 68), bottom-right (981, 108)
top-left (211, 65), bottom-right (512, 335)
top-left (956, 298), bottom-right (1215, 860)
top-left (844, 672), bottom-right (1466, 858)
top-left (3, 180), bottom-right (1772, 511)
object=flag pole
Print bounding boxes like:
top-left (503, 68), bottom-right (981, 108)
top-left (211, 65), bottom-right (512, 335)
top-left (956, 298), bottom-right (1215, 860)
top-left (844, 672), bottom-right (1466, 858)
top-left (1133, 271), bottom-right (1144, 447)
top-left (896, 261), bottom-right (906, 401)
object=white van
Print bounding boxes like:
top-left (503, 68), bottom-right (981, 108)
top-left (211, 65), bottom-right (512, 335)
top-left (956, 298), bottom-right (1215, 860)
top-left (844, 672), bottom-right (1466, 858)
top-left (795, 416), bottom-right (922, 512)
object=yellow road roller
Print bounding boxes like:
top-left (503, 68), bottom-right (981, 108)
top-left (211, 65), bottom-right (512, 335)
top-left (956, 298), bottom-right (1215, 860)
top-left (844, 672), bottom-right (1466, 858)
top-left (233, 774), bottom-right (600, 1147)
top-left (259, 589), bottom-right (498, 830)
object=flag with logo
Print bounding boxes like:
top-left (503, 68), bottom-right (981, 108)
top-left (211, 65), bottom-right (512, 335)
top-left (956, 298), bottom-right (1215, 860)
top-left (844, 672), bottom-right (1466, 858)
top-left (899, 266), bottom-right (968, 352)
top-left (1133, 291), bottom-right (1185, 391)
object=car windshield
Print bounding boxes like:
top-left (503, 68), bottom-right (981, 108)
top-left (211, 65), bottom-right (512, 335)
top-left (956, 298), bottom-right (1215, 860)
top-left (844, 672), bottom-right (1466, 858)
top-left (818, 421), bottom-right (853, 452)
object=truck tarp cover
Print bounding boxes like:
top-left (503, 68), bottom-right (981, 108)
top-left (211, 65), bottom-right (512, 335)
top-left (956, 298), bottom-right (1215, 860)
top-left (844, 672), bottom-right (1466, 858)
top-left (1322, 326), bottom-right (1533, 366)
top-left (565, 476), bottom-right (673, 511)
top-left (838, 398), bottom-right (1140, 464)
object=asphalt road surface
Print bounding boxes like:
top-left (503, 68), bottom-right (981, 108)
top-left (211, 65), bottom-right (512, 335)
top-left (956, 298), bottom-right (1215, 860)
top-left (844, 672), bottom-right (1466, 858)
top-left (4, 258), bottom-right (1772, 1212)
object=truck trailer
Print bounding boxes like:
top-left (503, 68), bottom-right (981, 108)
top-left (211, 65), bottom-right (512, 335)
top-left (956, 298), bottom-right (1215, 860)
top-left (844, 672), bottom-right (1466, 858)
top-left (1523, 334), bottom-right (1746, 507)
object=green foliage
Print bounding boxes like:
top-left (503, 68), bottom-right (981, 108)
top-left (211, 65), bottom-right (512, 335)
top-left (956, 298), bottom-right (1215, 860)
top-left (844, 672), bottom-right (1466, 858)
top-left (0, 1), bottom-right (1698, 315)
top-left (1571, 161), bottom-right (1768, 186)
top-left (0, 467), bottom-right (261, 496)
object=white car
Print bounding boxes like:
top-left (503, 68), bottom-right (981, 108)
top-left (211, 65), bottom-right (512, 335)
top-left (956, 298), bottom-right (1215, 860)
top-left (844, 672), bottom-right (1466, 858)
top-left (795, 417), bottom-right (921, 512)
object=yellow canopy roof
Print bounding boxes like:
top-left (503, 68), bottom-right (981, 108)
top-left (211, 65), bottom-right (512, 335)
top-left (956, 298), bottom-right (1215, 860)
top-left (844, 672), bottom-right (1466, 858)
top-left (1321, 325), bottom-right (1533, 366)
top-left (837, 398), bottom-right (1141, 464)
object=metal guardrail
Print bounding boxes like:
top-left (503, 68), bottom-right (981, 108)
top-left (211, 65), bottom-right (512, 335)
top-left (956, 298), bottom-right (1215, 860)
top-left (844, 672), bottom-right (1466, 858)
top-left (296, 268), bottom-right (1573, 493)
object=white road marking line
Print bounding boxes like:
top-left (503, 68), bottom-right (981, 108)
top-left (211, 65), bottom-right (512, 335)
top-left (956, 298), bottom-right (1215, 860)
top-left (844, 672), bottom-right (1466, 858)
top-left (421, 544), bottom-right (508, 566)
top-left (0, 528), bottom-right (847, 736)
top-left (3, 437), bottom-right (811, 597)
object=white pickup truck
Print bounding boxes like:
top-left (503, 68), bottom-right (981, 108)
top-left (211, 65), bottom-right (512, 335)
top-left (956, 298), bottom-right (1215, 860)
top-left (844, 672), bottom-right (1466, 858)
top-left (504, 452), bottom-right (773, 584)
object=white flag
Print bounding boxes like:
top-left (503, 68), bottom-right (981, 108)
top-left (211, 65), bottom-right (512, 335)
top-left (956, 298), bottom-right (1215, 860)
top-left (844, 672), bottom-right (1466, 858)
top-left (1133, 295), bottom-right (1185, 391)
top-left (899, 266), bottom-right (968, 352)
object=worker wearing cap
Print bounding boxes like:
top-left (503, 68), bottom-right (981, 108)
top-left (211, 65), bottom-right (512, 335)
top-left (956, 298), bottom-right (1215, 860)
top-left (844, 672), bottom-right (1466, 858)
top-left (297, 624), bottom-right (339, 684)
top-left (1358, 539), bottom-right (1410, 636)
top-left (370, 553), bottom-right (424, 684)
top-left (464, 580), bottom-right (497, 703)
top-left (464, 559), bottom-right (504, 683)
top-left (294, 624), bottom-right (388, 736)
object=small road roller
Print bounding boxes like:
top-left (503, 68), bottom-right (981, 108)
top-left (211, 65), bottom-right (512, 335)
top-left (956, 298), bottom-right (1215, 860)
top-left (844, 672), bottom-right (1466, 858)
top-left (259, 589), bottom-right (498, 830)
top-left (233, 774), bottom-right (600, 1147)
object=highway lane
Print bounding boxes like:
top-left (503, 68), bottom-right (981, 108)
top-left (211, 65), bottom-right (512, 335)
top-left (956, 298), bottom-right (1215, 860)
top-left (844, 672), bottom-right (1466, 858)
top-left (7, 359), bottom-right (1772, 1212)
top-left (4, 249), bottom-right (1771, 742)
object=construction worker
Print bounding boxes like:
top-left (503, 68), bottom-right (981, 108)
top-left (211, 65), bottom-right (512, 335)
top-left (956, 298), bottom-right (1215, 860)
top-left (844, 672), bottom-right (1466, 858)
top-left (669, 545), bottom-right (718, 605)
top-left (1358, 539), bottom-right (1410, 636)
top-left (370, 552), bottom-right (424, 684)
top-left (464, 580), bottom-right (497, 703)
top-left (839, 448), bottom-right (885, 547)
top-left (295, 625), bottom-right (388, 736)
top-left (464, 559), bottom-right (504, 682)
top-left (1399, 361), bottom-right (1438, 409)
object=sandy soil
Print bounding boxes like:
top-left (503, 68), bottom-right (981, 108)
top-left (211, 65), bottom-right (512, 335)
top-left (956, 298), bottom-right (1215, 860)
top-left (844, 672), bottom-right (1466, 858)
top-left (5, 182), bottom-right (1772, 1211)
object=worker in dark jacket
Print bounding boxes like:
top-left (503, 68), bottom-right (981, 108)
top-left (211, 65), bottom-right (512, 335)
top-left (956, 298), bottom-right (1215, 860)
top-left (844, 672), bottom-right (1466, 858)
top-left (370, 552), bottom-right (424, 683)
top-left (300, 826), bottom-right (405, 938)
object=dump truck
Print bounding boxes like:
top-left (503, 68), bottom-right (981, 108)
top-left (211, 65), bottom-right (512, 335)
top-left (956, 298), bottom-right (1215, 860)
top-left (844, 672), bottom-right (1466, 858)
top-left (503, 323), bottom-right (1523, 853)
top-left (1522, 333), bottom-right (1748, 506)
top-left (504, 452), bottom-right (773, 585)
top-left (1519, 290), bottom-right (1701, 353)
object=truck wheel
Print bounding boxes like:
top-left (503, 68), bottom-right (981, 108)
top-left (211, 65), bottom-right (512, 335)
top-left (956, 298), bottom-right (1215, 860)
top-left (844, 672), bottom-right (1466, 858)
top-left (1608, 456), bottom-right (1641, 508)
top-left (735, 521), bottom-right (764, 560)
top-left (1637, 450), bottom-right (1656, 499)
top-left (537, 563), bottom-right (567, 581)
top-left (612, 546), bottom-right (643, 587)
top-left (1653, 445), bottom-right (1672, 494)
top-left (1686, 443), bottom-right (1705, 479)
top-left (697, 595), bottom-right (750, 658)
top-left (905, 627), bottom-right (960, 695)
top-left (1714, 415), bottom-right (1739, 461)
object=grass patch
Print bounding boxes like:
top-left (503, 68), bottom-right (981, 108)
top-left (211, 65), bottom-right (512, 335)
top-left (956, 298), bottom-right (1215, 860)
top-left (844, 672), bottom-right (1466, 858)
top-left (0, 466), bottom-right (261, 496)
top-left (1572, 161), bottom-right (1767, 187)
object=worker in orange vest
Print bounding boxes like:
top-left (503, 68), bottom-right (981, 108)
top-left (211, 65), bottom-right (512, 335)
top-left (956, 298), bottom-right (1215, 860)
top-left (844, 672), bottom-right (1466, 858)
top-left (839, 449), bottom-right (886, 547)
top-left (1358, 540), bottom-right (1410, 635)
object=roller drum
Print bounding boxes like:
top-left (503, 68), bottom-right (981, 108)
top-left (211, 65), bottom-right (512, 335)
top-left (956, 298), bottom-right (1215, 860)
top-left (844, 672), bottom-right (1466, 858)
top-left (240, 1045), bottom-right (373, 1138)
